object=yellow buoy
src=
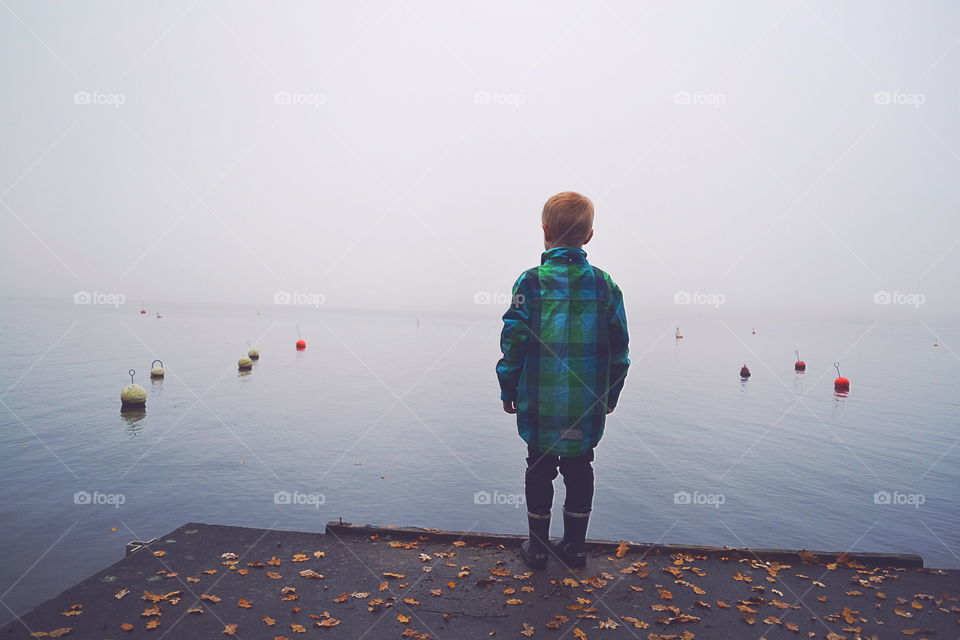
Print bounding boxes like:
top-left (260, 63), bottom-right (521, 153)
top-left (247, 348), bottom-right (260, 360)
top-left (150, 359), bottom-right (164, 378)
top-left (238, 356), bottom-right (253, 371)
top-left (121, 369), bottom-right (147, 407)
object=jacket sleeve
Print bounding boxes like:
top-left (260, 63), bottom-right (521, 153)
top-left (496, 274), bottom-right (530, 403)
top-left (606, 279), bottom-right (630, 408)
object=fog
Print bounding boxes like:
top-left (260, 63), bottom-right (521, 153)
top-left (1, 1), bottom-right (958, 325)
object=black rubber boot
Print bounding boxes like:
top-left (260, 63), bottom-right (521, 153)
top-left (519, 512), bottom-right (551, 569)
top-left (549, 509), bottom-right (590, 568)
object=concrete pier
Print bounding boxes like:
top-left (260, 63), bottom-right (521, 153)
top-left (3, 521), bottom-right (957, 639)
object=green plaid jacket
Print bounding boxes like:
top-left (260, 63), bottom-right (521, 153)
top-left (496, 247), bottom-right (630, 456)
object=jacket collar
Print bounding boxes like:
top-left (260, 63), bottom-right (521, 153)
top-left (541, 246), bottom-right (588, 265)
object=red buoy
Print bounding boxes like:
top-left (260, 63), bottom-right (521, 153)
top-left (140, 309), bottom-right (146, 314)
top-left (740, 365), bottom-right (751, 378)
top-left (295, 324), bottom-right (306, 350)
top-left (833, 362), bottom-right (849, 392)
top-left (794, 350), bottom-right (806, 372)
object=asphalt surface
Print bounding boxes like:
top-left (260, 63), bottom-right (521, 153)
top-left (3, 521), bottom-right (957, 639)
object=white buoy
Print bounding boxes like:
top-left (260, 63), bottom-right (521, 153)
top-left (150, 359), bottom-right (164, 378)
top-left (238, 357), bottom-right (253, 371)
top-left (121, 369), bottom-right (147, 408)
top-left (247, 348), bottom-right (259, 360)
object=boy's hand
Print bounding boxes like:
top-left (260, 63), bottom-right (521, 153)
top-left (606, 406), bottom-right (615, 414)
top-left (502, 400), bottom-right (517, 414)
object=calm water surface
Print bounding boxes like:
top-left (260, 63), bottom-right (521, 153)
top-left (0, 298), bottom-right (957, 623)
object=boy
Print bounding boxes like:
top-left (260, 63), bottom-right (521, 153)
top-left (497, 191), bottom-right (630, 569)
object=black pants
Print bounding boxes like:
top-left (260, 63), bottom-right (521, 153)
top-left (524, 445), bottom-right (595, 517)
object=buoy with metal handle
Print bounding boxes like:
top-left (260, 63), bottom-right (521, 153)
top-left (150, 359), bottom-right (164, 378)
top-left (833, 362), bottom-right (850, 392)
top-left (296, 325), bottom-right (306, 351)
top-left (238, 356), bottom-right (253, 371)
top-left (120, 369), bottom-right (147, 408)
top-left (794, 350), bottom-right (806, 372)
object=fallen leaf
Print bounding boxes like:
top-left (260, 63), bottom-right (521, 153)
top-left (222, 623), bottom-right (238, 636)
top-left (615, 541), bottom-right (629, 558)
top-left (314, 618), bottom-right (340, 628)
top-left (298, 569), bottom-right (323, 579)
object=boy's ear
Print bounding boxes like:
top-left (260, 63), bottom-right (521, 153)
top-left (582, 229), bottom-right (594, 245)
top-left (542, 223), bottom-right (552, 241)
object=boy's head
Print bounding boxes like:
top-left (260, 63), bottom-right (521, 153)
top-left (541, 191), bottom-right (594, 249)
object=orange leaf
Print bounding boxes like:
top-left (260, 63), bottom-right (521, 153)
top-left (615, 541), bottom-right (629, 558)
top-left (314, 618), bottom-right (340, 628)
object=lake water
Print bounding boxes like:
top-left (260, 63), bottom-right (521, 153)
top-left (0, 298), bottom-right (957, 624)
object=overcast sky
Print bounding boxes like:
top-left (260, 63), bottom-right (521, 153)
top-left (1, 1), bottom-right (958, 324)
